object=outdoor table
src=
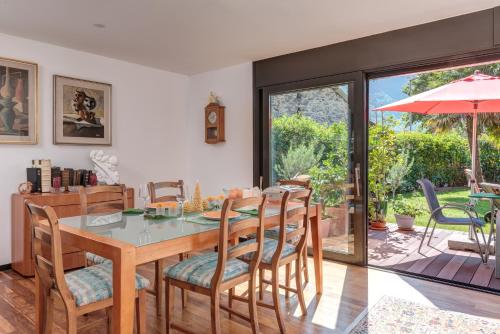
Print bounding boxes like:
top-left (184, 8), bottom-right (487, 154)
top-left (36, 204), bottom-right (323, 334)
top-left (469, 192), bottom-right (500, 275)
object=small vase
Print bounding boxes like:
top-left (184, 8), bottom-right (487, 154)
top-left (395, 214), bottom-right (415, 230)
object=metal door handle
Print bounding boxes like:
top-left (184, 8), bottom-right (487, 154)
top-left (355, 164), bottom-right (361, 197)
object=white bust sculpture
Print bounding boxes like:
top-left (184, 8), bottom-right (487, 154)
top-left (90, 150), bottom-right (119, 185)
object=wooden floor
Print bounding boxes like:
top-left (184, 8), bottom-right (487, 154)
top-left (1, 254), bottom-right (500, 334)
top-left (368, 223), bottom-right (500, 291)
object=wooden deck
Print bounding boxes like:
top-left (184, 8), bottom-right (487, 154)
top-left (368, 224), bottom-right (500, 292)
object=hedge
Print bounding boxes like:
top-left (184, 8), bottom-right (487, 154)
top-left (272, 115), bottom-right (499, 194)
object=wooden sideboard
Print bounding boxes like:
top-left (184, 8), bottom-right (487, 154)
top-left (11, 188), bottom-right (134, 276)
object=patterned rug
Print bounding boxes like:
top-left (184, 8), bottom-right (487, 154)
top-left (348, 296), bottom-right (500, 334)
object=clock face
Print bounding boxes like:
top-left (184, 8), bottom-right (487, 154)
top-left (208, 111), bottom-right (217, 124)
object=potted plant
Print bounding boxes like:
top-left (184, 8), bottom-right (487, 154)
top-left (392, 197), bottom-right (425, 230)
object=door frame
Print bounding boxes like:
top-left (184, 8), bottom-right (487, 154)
top-left (254, 71), bottom-right (367, 265)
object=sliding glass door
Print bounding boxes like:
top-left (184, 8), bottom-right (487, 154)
top-left (262, 72), bottom-right (366, 265)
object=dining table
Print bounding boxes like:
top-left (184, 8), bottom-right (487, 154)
top-left (36, 204), bottom-right (323, 334)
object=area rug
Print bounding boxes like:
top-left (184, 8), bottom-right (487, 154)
top-left (348, 295), bottom-right (500, 334)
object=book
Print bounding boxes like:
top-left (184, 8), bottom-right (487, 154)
top-left (27, 168), bottom-right (42, 193)
top-left (32, 159), bottom-right (51, 193)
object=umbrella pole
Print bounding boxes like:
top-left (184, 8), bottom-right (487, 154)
top-left (471, 110), bottom-right (478, 192)
top-left (469, 109), bottom-right (478, 239)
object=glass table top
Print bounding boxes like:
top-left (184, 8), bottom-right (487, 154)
top-left (58, 208), bottom-right (281, 248)
top-left (469, 192), bottom-right (500, 199)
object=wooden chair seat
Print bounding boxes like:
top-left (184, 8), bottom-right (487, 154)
top-left (65, 262), bottom-right (150, 307)
top-left (238, 238), bottom-right (296, 264)
top-left (164, 252), bottom-right (249, 289)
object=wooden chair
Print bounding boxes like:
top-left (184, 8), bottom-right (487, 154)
top-left (148, 180), bottom-right (184, 203)
top-left (238, 189), bottom-right (312, 333)
top-left (267, 179), bottom-right (311, 293)
top-left (26, 201), bottom-right (149, 334)
top-left (79, 184), bottom-right (128, 215)
top-left (147, 180), bottom-right (187, 315)
top-left (79, 185), bottom-right (128, 266)
top-left (164, 195), bottom-right (267, 334)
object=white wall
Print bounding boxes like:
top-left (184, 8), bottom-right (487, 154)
top-left (0, 33), bottom-right (190, 265)
top-left (186, 63), bottom-right (253, 196)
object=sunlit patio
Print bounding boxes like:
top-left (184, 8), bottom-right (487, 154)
top-left (368, 223), bottom-right (500, 291)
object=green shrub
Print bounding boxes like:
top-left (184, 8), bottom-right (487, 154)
top-left (394, 131), bottom-right (471, 191)
top-left (480, 137), bottom-right (500, 183)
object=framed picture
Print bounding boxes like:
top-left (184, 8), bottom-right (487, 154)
top-left (0, 57), bottom-right (38, 144)
top-left (54, 75), bottom-right (111, 145)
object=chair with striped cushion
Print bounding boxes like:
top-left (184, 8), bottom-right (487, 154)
top-left (26, 201), bottom-right (149, 334)
top-left (265, 179), bottom-right (312, 290)
top-left (79, 185), bottom-right (127, 266)
top-left (164, 195), bottom-right (267, 334)
top-left (239, 188), bottom-right (312, 334)
top-left (147, 180), bottom-right (188, 315)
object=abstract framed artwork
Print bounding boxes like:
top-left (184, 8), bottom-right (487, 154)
top-left (53, 75), bottom-right (112, 145)
top-left (0, 57), bottom-right (38, 144)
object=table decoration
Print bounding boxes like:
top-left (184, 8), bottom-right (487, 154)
top-left (122, 208), bottom-right (144, 215)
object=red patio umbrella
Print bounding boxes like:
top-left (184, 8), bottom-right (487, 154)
top-left (375, 70), bottom-right (500, 191)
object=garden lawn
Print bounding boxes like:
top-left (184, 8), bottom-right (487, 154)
top-left (386, 187), bottom-right (493, 233)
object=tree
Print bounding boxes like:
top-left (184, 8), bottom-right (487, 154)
top-left (403, 64), bottom-right (500, 183)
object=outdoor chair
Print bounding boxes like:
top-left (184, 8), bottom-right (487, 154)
top-left (417, 179), bottom-right (487, 262)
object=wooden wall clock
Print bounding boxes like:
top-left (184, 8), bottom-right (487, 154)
top-left (205, 102), bottom-right (225, 144)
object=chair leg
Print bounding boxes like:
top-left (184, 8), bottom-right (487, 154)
top-left (473, 226), bottom-right (485, 263)
top-left (155, 259), bottom-right (163, 316)
top-left (418, 216), bottom-right (433, 253)
top-left (106, 307), bottom-right (113, 334)
top-left (136, 289), bottom-right (147, 334)
top-left (44, 293), bottom-right (54, 334)
top-left (285, 264), bottom-right (291, 299)
top-left (179, 253), bottom-right (187, 308)
top-left (66, 312), bottom-right (77, 334)
top-left (248, 277), bottom-right (260, 334)
top-left (210, 292), bottom-right (221, 334)
top-left (259, 269), bottom-right (264, 300)
top-left (271, 267), bottom-right (286, 334)
top-left (295, 257), bottom-right (307, 316)
top-left (228, 288), bottom-right (233, 319)
top-left (165, 278), bottom-right (173, 334)
top-left (427, 221), bottom-right (437, 246)
top-left (302, 248), bottom-right (309, 284)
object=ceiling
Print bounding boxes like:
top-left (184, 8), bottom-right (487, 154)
top-left (1, 0), bottom-right (500, 75)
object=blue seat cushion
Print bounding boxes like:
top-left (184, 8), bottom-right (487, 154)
top-left (86, 252), bottom-right (110, 265)
top-left (437, 216), bottom-right (486, 226)
top-left (164, 252), bottom-right (249, 288)
top-left (238, 238), bottom-right (296, 264)
top-left (65, 262), bottom-right (150, 307)
top-left (264, 226), bottom-right (300, 243)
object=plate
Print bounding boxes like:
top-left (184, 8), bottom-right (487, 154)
top-left (202, 210), bottom-right (241, 221)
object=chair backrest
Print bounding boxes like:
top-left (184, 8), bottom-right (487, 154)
top-left (79, 185), bottom-right (128, 215)
top-left (480, 182), bottom-right (500, 209)
top-left (211, 195), bottom-right (267, 288)
top-left (277, 179), bottom-right (312, 189)
top-left (417, 179), bottom-right (444, 220)
top-left (272, 189), bottom-right (312, 264)
top-left (25, 201), bottom-right (74, 305)
top-left (148, 180), bottom-right (184, 203)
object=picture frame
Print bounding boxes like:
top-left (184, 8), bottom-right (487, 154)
top-left (0, 57), bottom-right (38, 144)
top-left (53, 75), bottom-right (112, 145)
